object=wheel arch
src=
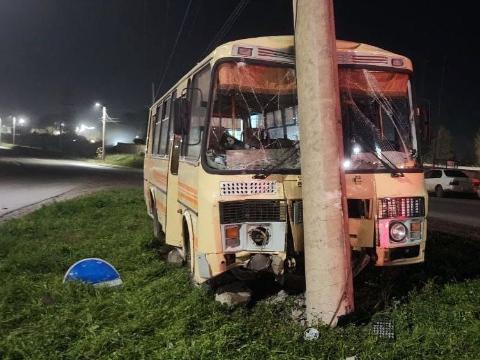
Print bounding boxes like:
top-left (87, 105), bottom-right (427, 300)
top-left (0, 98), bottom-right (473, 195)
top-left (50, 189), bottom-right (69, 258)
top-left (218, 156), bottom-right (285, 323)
top-left (147, 187), bottom-right (156, 217)
top-left (182, 210), bottom-right (195, 252)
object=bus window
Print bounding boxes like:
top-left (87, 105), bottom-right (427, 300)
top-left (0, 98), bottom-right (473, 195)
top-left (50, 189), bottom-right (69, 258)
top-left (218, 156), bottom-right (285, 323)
top-left (158, 97), bottom-right (171, 155)
top-left (285, 106), bottom-right (297, 125)
top-left (164, 91), bottom-right (176, 155)
top-left (285, 106), bottom-right (299, 140)
top-left (152, 104), bottom-right (161, 155)
top-left (146, 109), bottom-right (155, 154)
top-left (186, 65), bottom-right (211, 160)
top-left (266, 109), bottom-right (285, 139)
top-left (266, 112), bottom-right (275, 128)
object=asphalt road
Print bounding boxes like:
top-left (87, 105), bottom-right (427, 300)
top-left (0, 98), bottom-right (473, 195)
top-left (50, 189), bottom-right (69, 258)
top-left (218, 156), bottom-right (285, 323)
top-left (428, 196), bottom-right (480, 228)
top-left (0, 154), bottom-right (142, 220)
top-left (0, 149), bottom-right (478, 229)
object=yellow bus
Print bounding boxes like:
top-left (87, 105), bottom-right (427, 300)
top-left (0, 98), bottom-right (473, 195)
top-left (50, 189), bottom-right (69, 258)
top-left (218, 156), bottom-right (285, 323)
top-left (144, 36), bottom-right (427, 284)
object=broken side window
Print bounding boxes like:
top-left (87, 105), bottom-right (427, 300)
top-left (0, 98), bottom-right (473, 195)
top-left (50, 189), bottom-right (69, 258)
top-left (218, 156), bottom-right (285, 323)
top-left (186, 65), bottom-right (211, 160)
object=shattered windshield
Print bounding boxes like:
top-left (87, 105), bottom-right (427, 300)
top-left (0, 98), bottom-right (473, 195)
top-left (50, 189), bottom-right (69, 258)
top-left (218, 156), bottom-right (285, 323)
top-left (206, 61), bottom-right (300, 172)
top-left (339, 68), bottom-right (416, 170)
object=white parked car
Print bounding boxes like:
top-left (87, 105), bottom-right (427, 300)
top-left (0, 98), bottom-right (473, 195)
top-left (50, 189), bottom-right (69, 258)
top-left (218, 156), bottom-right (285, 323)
top-left (424, 169), bottom-right (476, 197)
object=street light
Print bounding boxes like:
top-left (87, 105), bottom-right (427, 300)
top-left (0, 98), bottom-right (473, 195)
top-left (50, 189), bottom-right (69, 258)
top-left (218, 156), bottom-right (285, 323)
top-left (12, 116), bottom-right (16, 145)
top-left (13, 117), bottom-right (28, 144)
top-left (95, 102), bottom-right (108, 160)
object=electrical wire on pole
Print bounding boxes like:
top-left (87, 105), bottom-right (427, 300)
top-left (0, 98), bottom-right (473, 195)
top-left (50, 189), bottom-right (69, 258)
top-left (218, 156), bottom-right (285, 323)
top-left (153, 0), bottom-right (249, 102)
top-left (202, 0), bottom-right (250, 58)
top-left (151, 0), bottom-right (170, 105)
top-left (154, 0), bottom-right (193, 101)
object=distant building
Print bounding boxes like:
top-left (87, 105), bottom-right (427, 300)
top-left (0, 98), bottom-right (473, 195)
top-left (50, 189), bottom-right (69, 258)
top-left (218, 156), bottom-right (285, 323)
top-left (30, 128), bottom-right (49, 135)
top-left (1, 125), bottom-right (12, 134)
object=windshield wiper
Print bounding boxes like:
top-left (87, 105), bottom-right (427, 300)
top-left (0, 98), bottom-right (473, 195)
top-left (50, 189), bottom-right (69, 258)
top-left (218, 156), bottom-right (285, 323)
top-left (354, 138), bottom-right (404, 177)
top-left (252, 139), bottom-right (404, 179)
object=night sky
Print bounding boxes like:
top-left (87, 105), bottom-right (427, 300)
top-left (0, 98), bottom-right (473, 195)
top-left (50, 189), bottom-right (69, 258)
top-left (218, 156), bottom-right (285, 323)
top-left (1, 1), bottom-right (478, 157)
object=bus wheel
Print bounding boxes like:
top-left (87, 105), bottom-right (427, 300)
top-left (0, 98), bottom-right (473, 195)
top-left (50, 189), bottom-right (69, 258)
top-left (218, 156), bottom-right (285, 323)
top-left (182, 219), bottom-right (196, 277)
top-left (435, 185), bottom-right (444, 198)
top-left (151, 201), bottom-right (165, 246)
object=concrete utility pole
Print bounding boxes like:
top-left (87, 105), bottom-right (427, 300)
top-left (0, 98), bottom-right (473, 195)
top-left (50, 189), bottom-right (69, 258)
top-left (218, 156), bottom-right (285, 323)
top-left (293, 0), bottom-right (354, 326)
top-left (12, 116), bottom-right (16, 145)
top-left (0, 117), bottom-right (2, 145)
top-left (101, 106), bottom-right (107, 160)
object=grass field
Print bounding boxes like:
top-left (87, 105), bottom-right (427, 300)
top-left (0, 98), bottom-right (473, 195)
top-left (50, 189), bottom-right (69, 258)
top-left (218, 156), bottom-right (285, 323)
top-left (1, 189), bottom-right (480, 359)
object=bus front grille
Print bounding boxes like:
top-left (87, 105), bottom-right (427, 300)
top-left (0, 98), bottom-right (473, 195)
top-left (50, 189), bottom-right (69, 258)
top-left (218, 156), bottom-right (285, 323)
top-left (378, 197), bottom-right (425, 219)
top-left (220, 200), bottom-right (287, 224)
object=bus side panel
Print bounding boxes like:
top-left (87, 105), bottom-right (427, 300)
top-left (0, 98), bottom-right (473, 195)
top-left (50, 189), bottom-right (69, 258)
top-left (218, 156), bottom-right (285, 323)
top-left (164, 163), bottom-right (182, 248)
top-left (143, 179), bottom-right (152, 216)
top-left (197, 169), bottom-right (227, 255)
top-left (164, 160), bottom-right (198, 248)
top-left (177, 161), bottom-right (199, 217)
top-left (144, 156), bottom-right (169, 227)
top-left (150, 157), bottom-right (169, 227)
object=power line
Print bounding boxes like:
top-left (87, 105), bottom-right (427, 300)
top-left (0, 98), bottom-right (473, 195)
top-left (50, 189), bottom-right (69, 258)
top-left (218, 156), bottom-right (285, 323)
top-left (184, 0), bottom-right (201, 41)
top-left (154, 0), bottom-right (193, 101)
top-left (203, 0), bottom-right (250, 58)
top-left (154, 0), bottom-right (249, 101)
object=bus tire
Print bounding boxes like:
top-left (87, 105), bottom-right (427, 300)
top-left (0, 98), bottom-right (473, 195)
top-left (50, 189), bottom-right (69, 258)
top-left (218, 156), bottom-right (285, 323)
top-left (150, 193), bottom-right (165, 246)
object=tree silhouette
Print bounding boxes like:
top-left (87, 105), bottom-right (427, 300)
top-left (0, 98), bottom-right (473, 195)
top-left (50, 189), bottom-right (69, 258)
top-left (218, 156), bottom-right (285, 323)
top-left (432, 125), bottom-right (454, 163)
top-left (474, 129), bottom-right (480, 165)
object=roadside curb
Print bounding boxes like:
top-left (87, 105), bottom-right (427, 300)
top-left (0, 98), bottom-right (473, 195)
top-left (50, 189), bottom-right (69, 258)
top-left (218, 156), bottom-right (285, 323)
top-left (87, 162), bottom-right (143, 173)
top-left (0, 185), bottom-right (140, 223)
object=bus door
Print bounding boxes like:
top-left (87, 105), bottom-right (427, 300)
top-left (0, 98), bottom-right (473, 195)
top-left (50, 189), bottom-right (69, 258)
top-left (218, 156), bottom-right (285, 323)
top-left (151, 97), bottom-right (171, 227)
top-left (165, 90), bottom-right (183, 248)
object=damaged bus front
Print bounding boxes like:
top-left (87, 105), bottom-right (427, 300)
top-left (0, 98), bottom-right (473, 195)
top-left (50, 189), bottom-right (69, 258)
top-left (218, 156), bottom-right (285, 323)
top-left (144, 36), bottom-right (427, 284)
top-left (337, 48), bottom-right (427, 266)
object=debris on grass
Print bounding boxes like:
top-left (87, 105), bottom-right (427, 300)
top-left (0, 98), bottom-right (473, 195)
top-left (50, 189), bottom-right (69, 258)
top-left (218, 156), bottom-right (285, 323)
top-left (371, 314), bottom-right (395, 340)
top-left (63, 258), bottom-right (123, 288)
top-left (215, 281), bottom-right (252, 306)
top-left (303, 327), bottom-right (320, 341)
top-left (166, 248), bottom-right (184, 266)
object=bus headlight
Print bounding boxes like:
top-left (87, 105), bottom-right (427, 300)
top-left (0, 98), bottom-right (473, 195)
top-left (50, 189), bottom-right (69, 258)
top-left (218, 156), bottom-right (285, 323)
top-left (389, 222), bottom-right (408, 242)
top-left (248, 226), bottom-right (270, 246)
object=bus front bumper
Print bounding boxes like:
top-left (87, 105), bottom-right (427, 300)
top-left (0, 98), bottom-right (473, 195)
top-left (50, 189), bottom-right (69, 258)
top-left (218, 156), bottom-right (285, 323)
top-left (375, 241), bottom-right (426, 266)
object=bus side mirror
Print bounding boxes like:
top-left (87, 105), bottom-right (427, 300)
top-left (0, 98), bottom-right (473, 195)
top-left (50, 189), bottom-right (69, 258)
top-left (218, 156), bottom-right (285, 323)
top-left (173, 98), bottom-right (190, 135)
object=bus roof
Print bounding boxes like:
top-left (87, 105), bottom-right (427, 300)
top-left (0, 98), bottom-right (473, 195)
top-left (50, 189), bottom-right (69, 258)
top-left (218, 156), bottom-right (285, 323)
top-left (153, 35), bottom-right (412, 109)
top-left (212, 35), bottom-right (412, 70)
